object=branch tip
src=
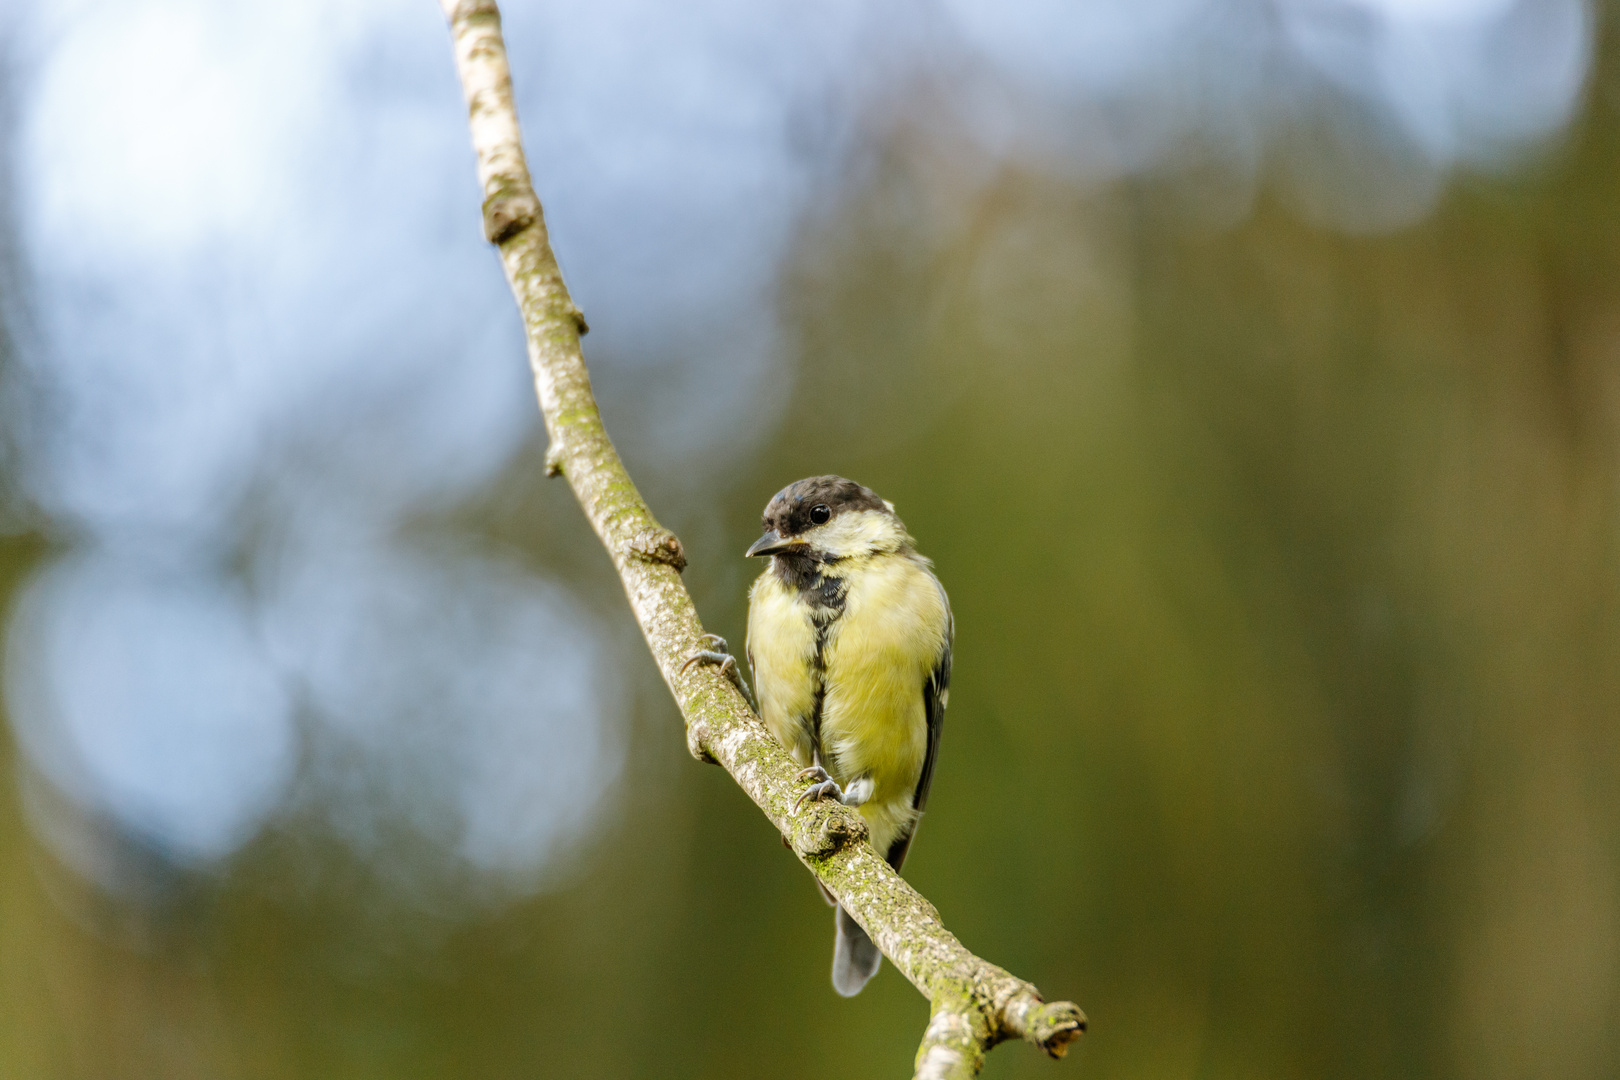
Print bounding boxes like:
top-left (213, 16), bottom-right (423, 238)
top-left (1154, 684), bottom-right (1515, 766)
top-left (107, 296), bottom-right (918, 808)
top-left (446, 0), bottom-right (499, 24)
top-left (1002, 992), bottom-right (1087, 1058)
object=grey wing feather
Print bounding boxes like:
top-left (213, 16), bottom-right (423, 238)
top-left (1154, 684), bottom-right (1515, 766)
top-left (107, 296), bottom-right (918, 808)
top-left (913, 610), bottom-right (952, 816)
top-left (884, 587), bottom-right (953, 871)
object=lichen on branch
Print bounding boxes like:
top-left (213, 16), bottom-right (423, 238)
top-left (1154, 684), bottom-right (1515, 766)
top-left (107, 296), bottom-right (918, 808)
top-left (437, 2), bottom-right (1086, 1074)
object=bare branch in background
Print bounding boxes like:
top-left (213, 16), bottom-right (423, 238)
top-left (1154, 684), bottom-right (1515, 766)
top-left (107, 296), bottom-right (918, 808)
top-left (437, 2), bottom-right (1085, 1074)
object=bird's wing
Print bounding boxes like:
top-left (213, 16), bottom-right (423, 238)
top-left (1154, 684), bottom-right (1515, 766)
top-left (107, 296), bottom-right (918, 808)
top-left (885, 583), bottom-right (953, 871)
top-left (913, 603), bottom-right (952, 817)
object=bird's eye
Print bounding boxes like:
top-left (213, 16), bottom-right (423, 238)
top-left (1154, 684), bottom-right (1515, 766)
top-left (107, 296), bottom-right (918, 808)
top-left (809, 504), bottom-right (832, 526)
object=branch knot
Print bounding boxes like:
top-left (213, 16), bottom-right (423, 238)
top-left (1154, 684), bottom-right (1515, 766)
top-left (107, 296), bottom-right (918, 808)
top-left (483, 190), bottom-right (539, 244)
top-left (627, 528), bottom-right (686, 570)
top-left (793, 804), bottom-right (867, 858)
top-left (686, 721), bottom-right (717, 765)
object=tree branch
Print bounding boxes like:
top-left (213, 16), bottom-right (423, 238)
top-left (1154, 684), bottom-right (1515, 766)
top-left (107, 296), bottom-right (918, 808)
top-left (437, 3), bottom-right (1086, 1074)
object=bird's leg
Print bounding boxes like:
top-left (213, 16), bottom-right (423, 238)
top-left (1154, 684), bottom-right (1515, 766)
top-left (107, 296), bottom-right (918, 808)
top-left (794, 767), bottom-right (873, 811)
top-left (680, 633), bottom-right (758, 712)
top-left (840, 776), bottom-right (874, 807)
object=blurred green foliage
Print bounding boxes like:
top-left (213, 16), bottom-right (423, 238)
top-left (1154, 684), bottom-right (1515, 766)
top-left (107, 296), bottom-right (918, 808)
top-left (4, 26), bottom-right (1620, 1080)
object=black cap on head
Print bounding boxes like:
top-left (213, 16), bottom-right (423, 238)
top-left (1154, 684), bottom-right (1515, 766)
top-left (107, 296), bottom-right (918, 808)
top-left (762, 475), bottom-right (889, 538)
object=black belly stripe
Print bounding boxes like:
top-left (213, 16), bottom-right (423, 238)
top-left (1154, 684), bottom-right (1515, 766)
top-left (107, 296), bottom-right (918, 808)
top-left (776, 552), bottom-right (848, 765)
top-left (808, 680), bottom-right (827, 763)
top-left (808, 593), bottom-right (842, 765)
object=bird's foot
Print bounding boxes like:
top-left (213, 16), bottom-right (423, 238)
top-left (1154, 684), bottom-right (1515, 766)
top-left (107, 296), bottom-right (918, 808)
top-left (794, 767), bottom-right (875, 811)
top-left (680, 633), bottom-right (737, 679)
top-left (681, 634), bottom-right (758, 711)
top-left (794, 765), bottom-right (846, 811)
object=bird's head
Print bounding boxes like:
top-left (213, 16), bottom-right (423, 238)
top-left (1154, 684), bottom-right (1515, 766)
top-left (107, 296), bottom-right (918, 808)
top-left (745, 475), bottom-right (908, 563)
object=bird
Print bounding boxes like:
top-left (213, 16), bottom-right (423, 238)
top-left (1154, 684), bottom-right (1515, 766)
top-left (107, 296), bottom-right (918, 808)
top-left (738, 475), bottom-right (952, 996)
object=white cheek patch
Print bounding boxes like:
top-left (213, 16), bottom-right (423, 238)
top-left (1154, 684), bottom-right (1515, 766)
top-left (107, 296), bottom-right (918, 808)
top-left (807, 510), bottom-right (905, 559)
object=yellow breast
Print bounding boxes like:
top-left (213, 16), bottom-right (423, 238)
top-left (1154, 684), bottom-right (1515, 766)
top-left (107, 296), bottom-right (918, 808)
top-left (747, 550), bottom-right (950, 859)
top-left (819, 554), bottom-right (949, 854)
top-left (746, 571), bottom-right (819, 764)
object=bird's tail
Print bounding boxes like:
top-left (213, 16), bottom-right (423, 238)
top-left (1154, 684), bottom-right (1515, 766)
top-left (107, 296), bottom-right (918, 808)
top-left (832, 904), bottom-right (882, 997)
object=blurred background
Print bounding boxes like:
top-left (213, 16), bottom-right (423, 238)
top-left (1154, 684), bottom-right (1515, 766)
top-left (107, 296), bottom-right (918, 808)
top-left (0, 0), bottom-right (1614, 1076)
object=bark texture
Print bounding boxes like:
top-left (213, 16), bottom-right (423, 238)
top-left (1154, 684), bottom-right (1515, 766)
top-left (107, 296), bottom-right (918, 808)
top-left (438, 3), bottom-right (1086, 1074)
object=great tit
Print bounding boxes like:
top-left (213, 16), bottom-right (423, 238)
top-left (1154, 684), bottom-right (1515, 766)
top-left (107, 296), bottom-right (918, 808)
top-left (743, 475), bottom-right (953, 996)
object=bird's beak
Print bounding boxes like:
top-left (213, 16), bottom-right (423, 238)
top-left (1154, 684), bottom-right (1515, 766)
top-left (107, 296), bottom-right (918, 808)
top-left (745, 529), bottom-right (794, 558)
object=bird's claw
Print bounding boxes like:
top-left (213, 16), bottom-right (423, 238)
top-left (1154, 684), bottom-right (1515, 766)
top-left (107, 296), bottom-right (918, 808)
top-left (681, 634), bottom-right (758, 711)
top-left (681, 650), bottom-right (737, 679)
top-left (681, 633), bottom-right (734, 674)
top-left (794, 765), bottom-right (845, 811)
